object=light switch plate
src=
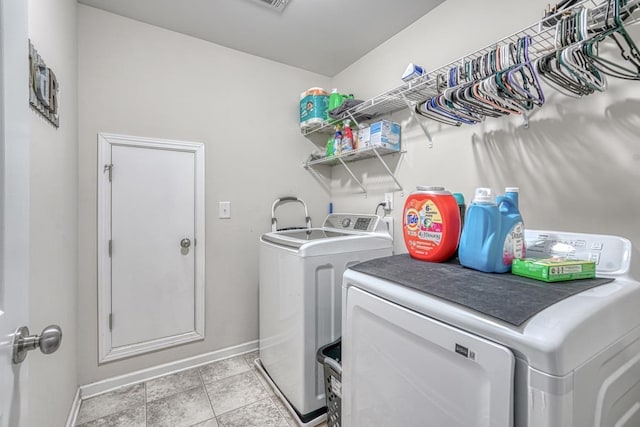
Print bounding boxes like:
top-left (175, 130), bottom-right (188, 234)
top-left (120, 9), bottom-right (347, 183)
top-left (219, 201), bottom-right (231, 219)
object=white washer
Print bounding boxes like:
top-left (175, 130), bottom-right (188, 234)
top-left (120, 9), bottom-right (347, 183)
top-left (259, 213), bottom-right (392, 424)
top-left (342, 229), bottom-right (640, 427)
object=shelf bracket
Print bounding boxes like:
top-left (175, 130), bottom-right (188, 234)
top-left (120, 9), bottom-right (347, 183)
top-left (337, 157), bottom-right (367, 195)
top-left (400, 93), bottom-right (433, 148)
top-left (372, 148), bottom-right (404, 193)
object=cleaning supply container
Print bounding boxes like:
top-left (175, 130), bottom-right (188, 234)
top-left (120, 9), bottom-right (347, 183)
top-left (328, 88), bottom-right (346, 112)
top-left (458, 188), bottom-right (502, 273)
top-left (402, 186), bottom-right (461, 262)
top-left (497, 187), bottom-right (525, 270)
top-left (300, 87), bottom-right (328, 130)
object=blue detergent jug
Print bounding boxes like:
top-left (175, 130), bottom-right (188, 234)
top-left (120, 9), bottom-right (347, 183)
top-left (458, 188), bottom-right (502, 273)
top-left (496, 187), bottom-right (525, 272)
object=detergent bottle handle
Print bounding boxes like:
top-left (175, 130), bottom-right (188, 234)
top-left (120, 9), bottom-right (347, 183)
top-left (497, 195), bottom-right (515, 213)
top-left (481, 204), bottom-right (500, 253)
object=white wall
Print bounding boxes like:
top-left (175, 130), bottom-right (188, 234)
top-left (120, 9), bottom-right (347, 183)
top-left (331, 0), bottom-right (640, 277)
top-left (77, 5), bottom-right (331, 384)
top-left (27, 0), bottom-right (79, 425)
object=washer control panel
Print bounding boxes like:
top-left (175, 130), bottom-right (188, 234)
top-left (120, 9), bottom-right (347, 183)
top-left (324, 214), bottom-right (382, 233)
top-left (524, 230), bottom-right (632, 275)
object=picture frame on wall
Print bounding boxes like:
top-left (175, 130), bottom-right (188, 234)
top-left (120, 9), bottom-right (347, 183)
top-left (29, 40), bottom-right (59, 127)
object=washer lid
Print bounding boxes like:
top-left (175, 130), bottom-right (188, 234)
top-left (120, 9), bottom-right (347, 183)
top-left (261, 229), bottom-right (353, 249)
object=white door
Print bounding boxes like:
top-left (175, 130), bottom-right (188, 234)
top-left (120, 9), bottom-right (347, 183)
top-left (0, 1), bottom-right (30, 426)
top-left (98, 133), bottom-right (205, 363)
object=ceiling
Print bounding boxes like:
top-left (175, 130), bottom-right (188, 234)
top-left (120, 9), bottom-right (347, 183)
top-left (77, 0), bottom-right (444, 77)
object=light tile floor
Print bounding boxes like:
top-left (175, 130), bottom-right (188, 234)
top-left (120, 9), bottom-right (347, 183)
top-left (75, 351), bottom-right (328, 427)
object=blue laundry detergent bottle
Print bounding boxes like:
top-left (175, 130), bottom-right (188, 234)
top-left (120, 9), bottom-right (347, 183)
top-left (458, 188), bottom-right (502, 273)
top-left (496, 187), bottom-right (525, 272)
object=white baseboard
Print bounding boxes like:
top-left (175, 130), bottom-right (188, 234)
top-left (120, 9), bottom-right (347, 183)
top-left (78, 339), bottom-right (257, 400)
top-left (64, 387), bottom-right (81, 427)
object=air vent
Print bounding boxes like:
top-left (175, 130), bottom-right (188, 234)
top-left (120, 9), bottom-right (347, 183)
top-left (249, 0), bottom-right (290, 12)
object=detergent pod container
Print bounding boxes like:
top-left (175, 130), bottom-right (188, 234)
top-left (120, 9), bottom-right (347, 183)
top-left (403, 186), bottom-right (461, 262)
top-left (458, 188), bottom-right (502, 273)
top-left (497, 187), bottom-right (526, 269)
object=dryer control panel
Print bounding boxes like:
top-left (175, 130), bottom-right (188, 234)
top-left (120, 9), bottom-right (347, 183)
top-left (525, 229), bottom-right (632, 276)
top-left (323, 214), bottom-right (385, 234)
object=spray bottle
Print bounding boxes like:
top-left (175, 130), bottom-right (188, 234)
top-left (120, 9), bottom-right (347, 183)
top-left (342, 120), bottom-right (354, 152)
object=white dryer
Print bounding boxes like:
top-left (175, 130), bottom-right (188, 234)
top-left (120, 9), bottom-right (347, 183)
top-left (342, 229), bottom-right (640, 427)
top-left (259, 213), bottom-right (392, 424)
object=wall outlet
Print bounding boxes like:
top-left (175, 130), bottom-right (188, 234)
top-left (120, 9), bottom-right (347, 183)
top-left (384, 192), bottom-right (393, 211)
top-left (219, 201), bottom-right (231, 219)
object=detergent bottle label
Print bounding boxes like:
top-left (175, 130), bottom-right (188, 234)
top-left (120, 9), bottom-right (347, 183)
top-left (503, 222), bottom-right (525, 264)
top-left (405, 200), bottom-right (443, 247)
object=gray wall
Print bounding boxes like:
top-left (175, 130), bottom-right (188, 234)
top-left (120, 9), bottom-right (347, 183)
top-left (77, 5), bottom-right (331, 385)
top-left (27, 0), bottom-right (79, 425)
top-left (331, 0), bottom-right (640, 278)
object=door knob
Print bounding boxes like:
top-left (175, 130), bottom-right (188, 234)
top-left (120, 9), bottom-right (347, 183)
top-left (12, 324), bottom-right (62, 364)
top-left (180, 238), bottom-right (191, 248)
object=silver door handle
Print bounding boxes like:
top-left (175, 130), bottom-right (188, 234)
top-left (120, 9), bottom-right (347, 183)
top-left (180, 238), bottom-right (191, 248)
top-left (12, 325), bottom-right (62, 364)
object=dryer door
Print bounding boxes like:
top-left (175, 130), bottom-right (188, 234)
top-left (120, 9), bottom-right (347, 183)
top-left (343, 286), bottom-right (514, 427)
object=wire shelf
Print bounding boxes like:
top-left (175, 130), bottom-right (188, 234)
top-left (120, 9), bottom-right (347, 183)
top-left (304, 145), bottom-right (402, 167)
top-left (301, 0), bottom-right (640, 136)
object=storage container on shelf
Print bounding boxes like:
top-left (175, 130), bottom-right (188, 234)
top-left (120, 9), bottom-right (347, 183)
top-left (300, 87), bottom-right (328, 130)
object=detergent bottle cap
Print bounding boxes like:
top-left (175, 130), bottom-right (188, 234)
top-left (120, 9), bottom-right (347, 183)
top-left (505, 187), bottom-right (519, 193)
top-left (416, 186), bottom-right (445, 192)
top-left (452, 192), bottom-right (465, 206)
top-left (473, 187), bottom-right (496, 204)
top-left (331, 88), bottom-right (338, 93)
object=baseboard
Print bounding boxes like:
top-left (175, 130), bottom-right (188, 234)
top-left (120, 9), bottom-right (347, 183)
top-left (64, 387), bottom-right (81, 427)
top-left (78, 339), bottom-right (258, 399)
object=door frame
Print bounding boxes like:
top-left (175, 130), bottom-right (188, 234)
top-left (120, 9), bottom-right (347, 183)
top-left (97, 133), bottom-right (205, 363)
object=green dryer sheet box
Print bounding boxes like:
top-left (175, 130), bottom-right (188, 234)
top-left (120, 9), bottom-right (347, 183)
top-left (511, 258), bottom-right (596, 282)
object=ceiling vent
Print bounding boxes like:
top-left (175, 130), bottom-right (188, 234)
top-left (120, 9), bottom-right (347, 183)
top-left (249, 0), bottom-right (290, 12)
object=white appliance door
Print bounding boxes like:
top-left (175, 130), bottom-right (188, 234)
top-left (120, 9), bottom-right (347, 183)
top-left (343, 286), bottom-right (514, 427)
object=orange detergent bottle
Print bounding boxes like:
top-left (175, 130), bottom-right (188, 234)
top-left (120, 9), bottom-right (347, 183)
top-left (402, 186), bottom-right (462, 262)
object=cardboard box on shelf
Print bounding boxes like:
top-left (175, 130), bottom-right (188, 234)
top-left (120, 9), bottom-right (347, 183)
top-left (358, 120), bottom-right (401, 151)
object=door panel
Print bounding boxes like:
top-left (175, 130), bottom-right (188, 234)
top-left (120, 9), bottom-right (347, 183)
top-left (98, 133), bottom-right (205, 362)
top-left (111, 145), bottom-right (195, 347)
top-left (0, 1), bottom-right (29, 426)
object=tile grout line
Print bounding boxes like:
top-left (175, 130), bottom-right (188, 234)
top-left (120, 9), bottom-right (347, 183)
top-left (268, 395), bottom-right (297, 427)
top-left (201, 356), bottom-right (274, 419)
top-left (249, 356), bottom-right (295, 426)
top-left (212, 358), bottom-right (291, 425)
top-left (144, 382), bottom-right (148, 427)
top-left (198, 362), bottom-right (219, 426)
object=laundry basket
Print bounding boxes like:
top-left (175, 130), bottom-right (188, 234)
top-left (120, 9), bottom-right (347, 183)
top-left (316, 338), bottom-right (342, 427)
top-left (271, 196), bottom-right (312, 232)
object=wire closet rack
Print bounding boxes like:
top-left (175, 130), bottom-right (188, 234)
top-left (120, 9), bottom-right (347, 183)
top-left (301, 0), bottom-right (640, 138)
